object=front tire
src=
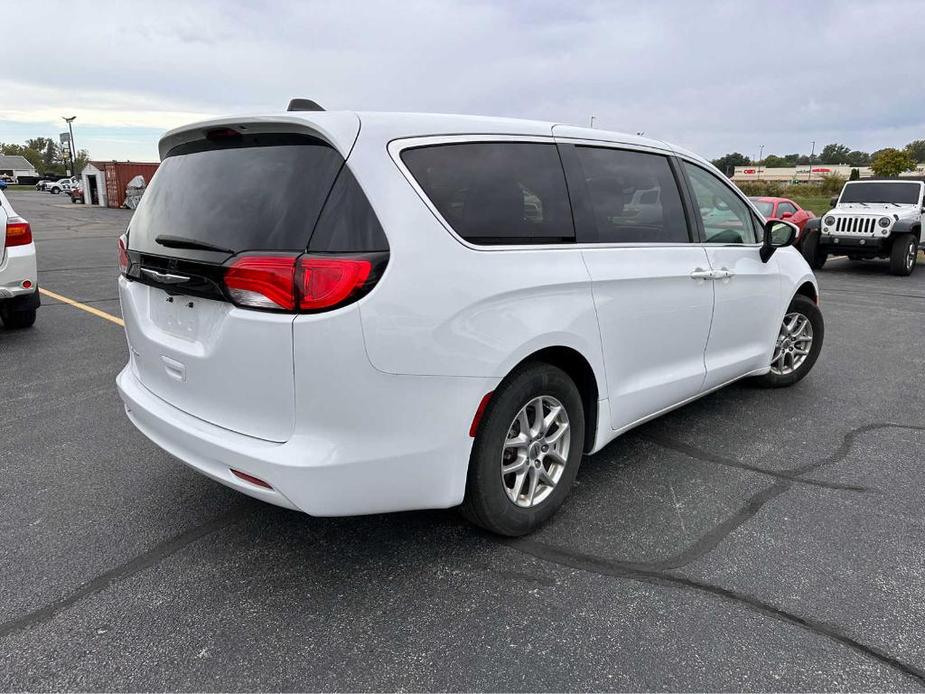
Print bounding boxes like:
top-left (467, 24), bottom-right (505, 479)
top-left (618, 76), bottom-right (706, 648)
top-left (461, 363), bottom-right (585, 536)
top-left (889, 233), bottom-right (917, 276)
top-left (754, 295), bottom-right (823, 388)
top-left (801, 229), bottom-right (828, 270)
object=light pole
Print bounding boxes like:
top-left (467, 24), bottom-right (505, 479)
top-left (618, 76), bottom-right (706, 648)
top-left (808, 140), bottom-right (815, 183)
top-left (589, 115), bottom-right (596, 128)
top-left (62, 116), bottom-right (77, 176)
top-left (757, 144), bottom-right (765, 180)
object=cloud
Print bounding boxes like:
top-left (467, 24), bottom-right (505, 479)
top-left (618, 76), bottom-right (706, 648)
top-left (3, 0), bottom-right (924, 159)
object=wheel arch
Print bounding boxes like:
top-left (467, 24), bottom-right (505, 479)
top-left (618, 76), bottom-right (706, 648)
top-left (794, 280), bottom-right (818, 304)
top-left (505, 345), bottom-right (601, 454)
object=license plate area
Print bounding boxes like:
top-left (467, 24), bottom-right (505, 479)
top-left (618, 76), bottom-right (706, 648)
top-left (150, 294), bottom-right (200, 340)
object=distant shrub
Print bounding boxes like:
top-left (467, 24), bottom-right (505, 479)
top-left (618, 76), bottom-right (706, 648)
top-left (849, 168), bottom-right (860, 181)
top-left (735, 180), bottom-right (784, 197)
top-left (782, 183), bottom-right (818, 198)
top-left (819, 173), bottom-right (846, 195)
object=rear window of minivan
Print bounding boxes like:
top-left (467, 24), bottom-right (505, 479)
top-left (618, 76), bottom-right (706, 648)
top-left (401, 142), bottom-right (574, 245)
top-left (129, 133), bottom-right (349, 258)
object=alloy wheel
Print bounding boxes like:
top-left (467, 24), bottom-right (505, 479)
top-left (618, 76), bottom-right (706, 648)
top-left (500, 395), bottom-right (570, 508)
top-left (770, 312), bottom-right (813, 376)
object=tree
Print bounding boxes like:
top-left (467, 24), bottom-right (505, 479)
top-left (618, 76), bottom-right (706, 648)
top-left (2, 137), bottom-right (91, 175)
top-left (782, 153), bottom-right (801, 166)
top-left (762, 154), bottom-right (788, 168)
top-left (870, 148), bottom-right (916, 178)
top-left (819, 143), bottom-right (852, 165)
top-left (710, 152), bottom-right (750, 177)
top-left (904, 139), bottom-right (925, 163)
top-left (846, 150), bottom-right (870, 167)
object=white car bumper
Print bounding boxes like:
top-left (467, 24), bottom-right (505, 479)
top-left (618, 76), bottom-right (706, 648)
top-left (116, 359), bottom-right (495, 517)
top-left (0, 243), bottom-right (38, 299)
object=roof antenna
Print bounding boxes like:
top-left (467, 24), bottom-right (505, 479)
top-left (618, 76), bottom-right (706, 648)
top-left (287, 98), bottom-right (325, 112)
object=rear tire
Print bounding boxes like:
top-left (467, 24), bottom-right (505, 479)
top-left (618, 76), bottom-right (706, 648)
top-left (801, 229), bottom-right (828, 270)
top-left (889, 233), bottom-right (917, 276)
top-left (461, 363), bottom-right (585, 536)
top-left (1, 307), bottom-right (37, 329)
top-left (753, 295), bottom-right (823, 388)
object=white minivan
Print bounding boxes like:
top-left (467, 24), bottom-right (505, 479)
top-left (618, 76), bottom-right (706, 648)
top-left (116, 107), bottom-right (822, 535)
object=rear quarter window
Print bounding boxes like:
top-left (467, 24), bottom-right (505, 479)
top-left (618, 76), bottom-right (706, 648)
top-left (401, 142), bottom-right (575, 245)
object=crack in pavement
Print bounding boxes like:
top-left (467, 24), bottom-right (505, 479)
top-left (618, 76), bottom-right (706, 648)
top-left (505, 422), bottom-right (925, 685)
top-left (506, 537), bottom-right (925, 688)
top-left (641, 432), bottom-right (871, 492)
top-left (0, 507), bottom-right (249, 640)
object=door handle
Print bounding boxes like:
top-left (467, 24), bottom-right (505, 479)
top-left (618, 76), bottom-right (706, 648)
top-left (690, 268), bottom-right (736, 281)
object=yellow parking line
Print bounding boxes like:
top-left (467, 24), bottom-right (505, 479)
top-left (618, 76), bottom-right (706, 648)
top-left (39, 287), bottom-right (124, 327)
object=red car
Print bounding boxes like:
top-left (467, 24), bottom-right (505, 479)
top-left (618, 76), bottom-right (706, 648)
top-left (749, 197), bottom-right (815, 243)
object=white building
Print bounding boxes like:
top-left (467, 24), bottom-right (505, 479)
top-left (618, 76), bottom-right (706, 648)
top-left (0, 155), bottom-right (39, 182)
top-left (732, 163), bottom-right (925, 183)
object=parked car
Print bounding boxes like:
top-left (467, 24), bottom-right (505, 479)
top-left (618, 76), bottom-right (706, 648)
top-left (70, 185), bottom-right (85, 204)
top-left (0, 179), bottom-right (7, 191)
top-left (46, 177), bottom-right (76, 195)
top-left (116, 108), bottom-right (823, 536)
top-left (749, 197), bottom-right (815, 242)
top-left (0, 189), bottom-right (40, 328)
top-left (35, 174), bottom-right (61, 191)
top-left (801, 179), bottom-right (925, 275)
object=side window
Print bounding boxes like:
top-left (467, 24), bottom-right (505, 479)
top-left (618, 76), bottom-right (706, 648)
top-left (309, 165), bottom-right (388, 252)
top-left (683, 163), bottom-right (759, 244)
top-left (777, 202), bottom-right (797, 217)
top-left (571, 146), bottom-right (690, 244)
top-left (401, 142), bottom-right (574, 245)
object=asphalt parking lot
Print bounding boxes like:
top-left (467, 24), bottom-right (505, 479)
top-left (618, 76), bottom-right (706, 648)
top-left (2, 190), bottom-right (925, 691)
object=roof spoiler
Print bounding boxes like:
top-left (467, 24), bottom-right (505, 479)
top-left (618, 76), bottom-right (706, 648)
top-left (287, 98), bottom-right (325, 112)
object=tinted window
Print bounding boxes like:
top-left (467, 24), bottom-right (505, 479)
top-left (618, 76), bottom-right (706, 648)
top-left (840, 182), bottom-right (920, 204)
top-left (750, 199), bottom-right (774, 216)
top-left (572, 146), bottom-right (689, 243)
top-left (776, 202), bottom-right (797, 217)
top-left (401, 142), bottom-right (574, 245)
top-left (129, 134), bottom-right (343, 259)
top-left (684, 163), bottom-right (758, 244)
top-left (309, 166), bottom-right (388, 252)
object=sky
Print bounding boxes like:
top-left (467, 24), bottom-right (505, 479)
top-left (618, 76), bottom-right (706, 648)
top-left (3, 0), bottom-right (924, 162)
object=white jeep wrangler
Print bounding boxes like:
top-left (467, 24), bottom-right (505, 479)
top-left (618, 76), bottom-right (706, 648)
top-left (802, 179), bottom-right (925, 276)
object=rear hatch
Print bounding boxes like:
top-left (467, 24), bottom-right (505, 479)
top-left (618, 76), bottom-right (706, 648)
top-left (121, 127), bottom-right (350, 441)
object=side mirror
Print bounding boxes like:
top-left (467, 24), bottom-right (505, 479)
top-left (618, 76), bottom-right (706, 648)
top-left (760, 219), bottom-right (798, 262)
top-left (781, 211), bottom-right (793, 219)
top-left (830, 196), bottom-right (839, 207)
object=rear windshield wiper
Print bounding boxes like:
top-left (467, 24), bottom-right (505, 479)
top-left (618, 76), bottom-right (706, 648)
top-left (155, 234), bottom-right (234, 254)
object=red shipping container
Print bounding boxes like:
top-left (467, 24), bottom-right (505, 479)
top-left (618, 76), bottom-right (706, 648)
top-left (102, 162), bottom-right (160, 208)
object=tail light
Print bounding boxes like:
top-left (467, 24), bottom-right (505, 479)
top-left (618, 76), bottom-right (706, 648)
top-left (5, 216), bottom-right (32, 247)
top-left (224, 256), bottom-right (298, 310)
top-left (298, 257), bottom-right (371, 311)
top-left (117, 235), bottom-right (129, 274)
top-left (223, 254), bottom-right (382, 313)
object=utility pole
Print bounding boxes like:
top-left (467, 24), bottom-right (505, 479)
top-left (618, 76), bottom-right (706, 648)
top-left (808, 140), bottom-right (815, 183)
top-left (757, 144), bottom-right (765, 180)
top-left (63, 116), bottom-right (77, 176)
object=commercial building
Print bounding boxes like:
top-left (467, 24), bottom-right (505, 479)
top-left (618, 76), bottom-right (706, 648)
top-left (732, 163), bottom-right (925, 183)
top-left (0, 155), bottom-right (39, 184)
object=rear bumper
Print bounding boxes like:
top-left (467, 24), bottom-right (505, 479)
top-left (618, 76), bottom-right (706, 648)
top-left (0, 243), bottom-right (38, 300)
top-left (117, 359), bottom-right (494, 517)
